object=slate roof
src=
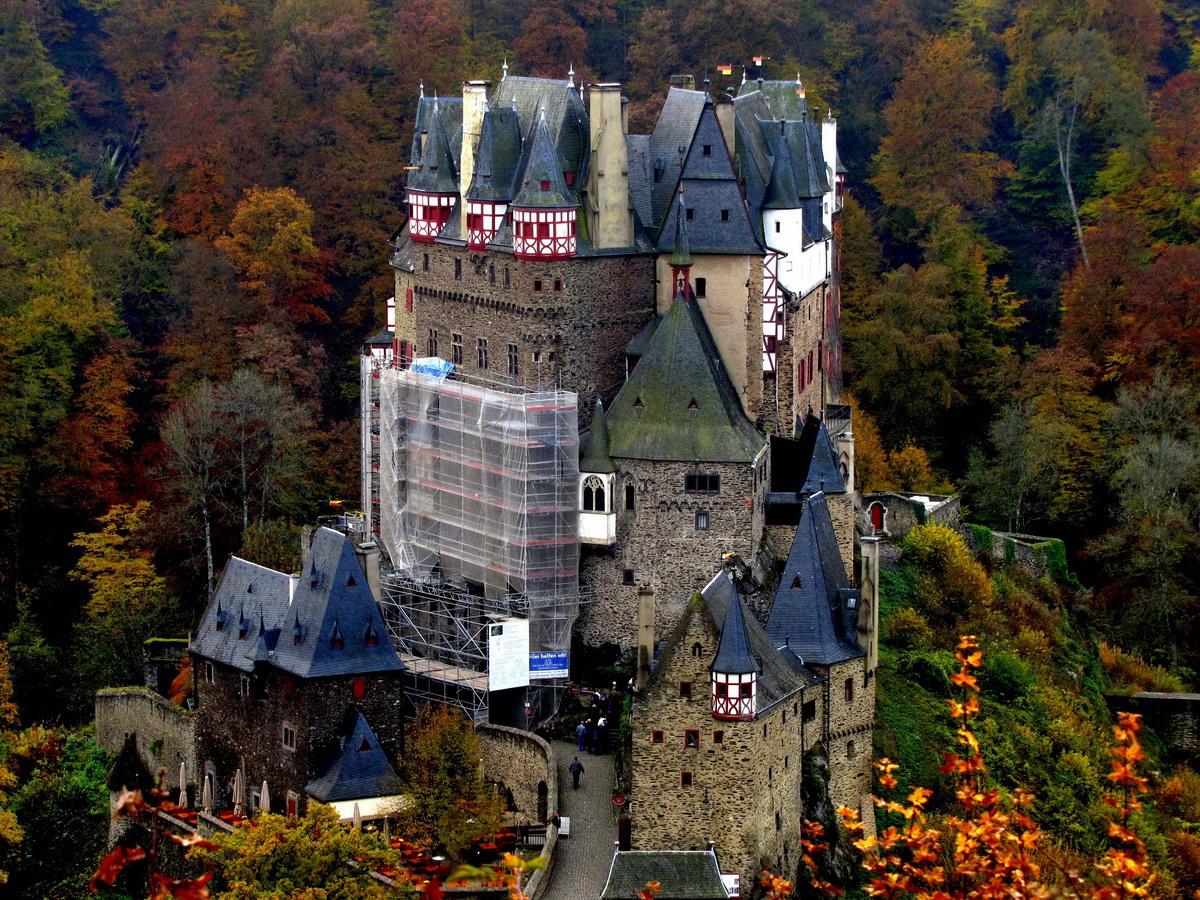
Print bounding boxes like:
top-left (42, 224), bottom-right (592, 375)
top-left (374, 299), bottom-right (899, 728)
top-left (580, 399), bottom-right (615, 474)
top-left (626, 133), bottom-right (654, 229)
top-left (467, 106), bottom-right (523, 202)
top-left (711, 593), bottom-right (757, 675)
top-left (492, 76), bottom-right (589, 187)
top-left (799, 414), bottom-right (846, 494)
top-left (306, 713), bottom-right (404, 803)
top-left (738, 78), bottom-right (811, 121)
top-left (191, 528), bottom-right (405, 679)
top-left (365, 329), bottom-right (393, 347)
top-left (623, 316), bottom-right (660, 360)
top-left (668, 192), bottom-right (693, 267)
top-left (602, 850), bottom-right (728, 899)
top-left (605, 295), bottom-right (765, 463)
top-left (766, 493), bottom-right (862, 666)
top-left (646, 88), bottom-right (707, 227)
top-left (762, 120), bottom-right (802, 210)
top-left (407, 102), bottom-right (458, 194)
top-left (513, 114), bottom-right (576, 209)
top-left (410, 95), bottom-right (463, 172)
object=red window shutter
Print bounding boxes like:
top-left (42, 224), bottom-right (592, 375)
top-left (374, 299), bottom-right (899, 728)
top-left (406, 288), bottom-right (413, 312)
top-left (353, 677), bottom-right (365, 700)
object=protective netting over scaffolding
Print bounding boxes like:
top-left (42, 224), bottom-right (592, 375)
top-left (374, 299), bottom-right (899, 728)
top-left (375, 361), bottom-right (580, 722)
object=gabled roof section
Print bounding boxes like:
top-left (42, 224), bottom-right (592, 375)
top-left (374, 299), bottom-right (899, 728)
top-left (192, 529), bottom-right (404, 679)
top-left (580, 400), bottom-right (615, 474)
top-left (410, 95), bottom-right (463, 171)
top-left (668, 193), bottom-right (692, 267)
top-left (647, 88), bottom-right (707, 226)
top-left (766, 493), bottom-right (862, 666)
top-left (407, 103), bottom-right (458, 194)
top-left (799, 414), bottom-right (846, 494)
top-left (601, 850), bottom-right (728, 899)
top-left (678, 102), bottom-right (736, 180)
top-left (605, 296), bottom-right (765, 463)
top-left (656, 179), bottom-right (761, 255)
top-left (712, 595), bottom-right (757, 675)
top-left (467, 106), bottom-right (523, 202)
top-left (306, 713), bottom-right (404, 803)
top-left (513, 115), bottom-right (575, 209)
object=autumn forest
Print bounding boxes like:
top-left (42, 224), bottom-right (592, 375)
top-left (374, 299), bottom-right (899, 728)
top-left (1, 0), bottom-right (1199, 893)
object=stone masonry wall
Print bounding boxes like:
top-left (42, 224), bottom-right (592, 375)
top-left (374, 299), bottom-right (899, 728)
top-left (790, 283), bottom-right (827, 423)
top-left (821, 657), bottom-right (875, 831)
top-left (95, 687), bottom-right (197, 791)
top-left (578, 455), bottom-right (768, 651)
top-left (413, 243), bottom-right (655, 419)
top-left (826, 493), bottom-right (857, 584)
top-left (477, 724), bottom-right (557, 821)
top-left (630, 604), bottom-right (825, 886)
top-left (194, 659), bottom-right (405, 814)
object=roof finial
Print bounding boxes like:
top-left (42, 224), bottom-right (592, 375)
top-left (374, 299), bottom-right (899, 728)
top-left (740, 68), bottom-right (747, 85)
top-left (568, 63), bottom-right (575, 87)
top-left (419, 80), bottom-right (425, 99)
top-left (502, 58), bottom-right (508, 80)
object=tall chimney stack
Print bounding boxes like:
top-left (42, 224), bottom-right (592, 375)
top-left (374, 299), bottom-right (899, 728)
top-left (858, 536), bottom-right (880, 675)
top-left (460, 81), bottom-right (489, 201)
top-left (635, 584), bottom-right (655, 691)
top-left (586, 84), bottom-right (633, 250)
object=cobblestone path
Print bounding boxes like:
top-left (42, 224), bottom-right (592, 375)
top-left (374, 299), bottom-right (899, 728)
top-left (541, 740), bottom-right (616, 899)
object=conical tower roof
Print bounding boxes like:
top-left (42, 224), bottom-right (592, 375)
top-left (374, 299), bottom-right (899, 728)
top-left (580, 400), bottom-right (615, 474)
top-left (763, 123), bottom-right (802, 210)
top-left (712, 596), bottom-right (757, 674)
top-left (513, 113), bottom-right (575, 209)
top-left (407, 103), bottom-right (458, 194)
top-left (467, 106), bottom-right (523, 202)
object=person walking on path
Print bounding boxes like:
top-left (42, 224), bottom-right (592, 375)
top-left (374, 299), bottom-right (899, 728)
top-left (569, 757), bottom-right (585, 790)
top-left (596, 716), bottom-right (608, 754)
top-left (575, 721), bottom-right (586, 752)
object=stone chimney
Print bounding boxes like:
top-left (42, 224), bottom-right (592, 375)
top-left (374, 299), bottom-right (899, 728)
top-left (354, 541), bottom-right (382, 603)
top-left (635, 584), bottom-right (655, 691)
top-left (858, 536), bottom-right (880, 675)
top-left (586, 84), bottom-right (633, 250)
top-left (460, 80), bottom-right (489, 201)
top-left (714, 93), bottom-right (736, 165)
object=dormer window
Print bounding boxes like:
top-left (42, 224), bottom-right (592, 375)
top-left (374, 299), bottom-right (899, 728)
top-left (331, 621), bottom-right (344, 650)
top-left (564, 171), bottom-right (575, 186)
top-left (540, 179), bottom-right (550, 191)
top-left (702, 144), bottom-right (712, 157)
top-left (365, 622), bottom-right (379, 647)
top-left (633, 396), bottom-right (644, 409)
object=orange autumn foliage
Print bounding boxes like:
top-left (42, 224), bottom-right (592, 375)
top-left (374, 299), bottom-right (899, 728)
top-left (798, 636), bottom-right (1159, 898)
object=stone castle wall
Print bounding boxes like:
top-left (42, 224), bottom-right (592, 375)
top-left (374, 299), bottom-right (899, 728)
top-left (477, 724), bottom-right (557, 821)
top-left (96, 687), bottom-right (197, 791)
top-left (826, 493), bottom-right (858, 583)
top-left (821, 657), bottom-right (875, 830)
top-left (578, 455), bottom-right (768, 651)
top-left (411, 243), bottom-right (656, 418)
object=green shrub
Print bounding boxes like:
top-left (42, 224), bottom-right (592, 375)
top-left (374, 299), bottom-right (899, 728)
top-left (983, 650), bottom-right (1035, 703)
top-left (898, 649), bottom-right (956, 693)
top-left (885, 606), bottom-right (934, 650)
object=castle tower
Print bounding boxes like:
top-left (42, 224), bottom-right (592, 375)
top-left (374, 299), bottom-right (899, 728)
top-left (511, 114), bottom-right (578, 260)
top-left (586, 83), bottom-right (634, 249)
top-left (406, 103), bottom-right (458, 243)
top-left (710, 596), bottom-right (757, 720)
top-left (459, 80), bottom-right (489, 201)
top-left (465, 107), bottom-right (522, 250)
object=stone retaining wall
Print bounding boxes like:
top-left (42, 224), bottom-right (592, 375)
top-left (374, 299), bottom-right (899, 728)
top-left (95, 687), bottom-right (197, 790)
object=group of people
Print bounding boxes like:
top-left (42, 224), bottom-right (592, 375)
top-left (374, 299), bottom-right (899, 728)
top-left (575, 715), bottom-right (608, 755)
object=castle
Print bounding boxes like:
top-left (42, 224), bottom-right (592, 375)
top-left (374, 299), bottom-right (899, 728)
top-left (359, 66), bottom-right (877, 886)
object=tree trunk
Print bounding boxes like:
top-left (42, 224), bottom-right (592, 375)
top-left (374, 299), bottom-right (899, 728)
top-left (203, 500), bottom-right (214, 601)
top-left (1054, 102), bottom-right (1090, 269)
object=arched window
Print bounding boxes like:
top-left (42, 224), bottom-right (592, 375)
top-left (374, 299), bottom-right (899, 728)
top-left (691, 642), bottom-right (703, 657)
top-left (582, 476), bottom-right (606, 512)
top-left (625, 482), bottom-right (635, 511)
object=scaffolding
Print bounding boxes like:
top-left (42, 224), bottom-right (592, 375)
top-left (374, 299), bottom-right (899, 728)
top-left (375, 363), bottom-right (580, 724)
top-left (360, 355), bottom-right (385, 536)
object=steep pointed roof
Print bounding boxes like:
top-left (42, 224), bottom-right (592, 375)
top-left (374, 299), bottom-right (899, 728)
top-left (513, 114), bottom-right (575, 209)
top-left (737, 78), bottom-right (810, 121)
top-left (668, 193), bottom-right (692, 267)
top-left (647, 88), bottom-right (708, 226)
top-left (407, 103), bottom-right (458, 194)
top-left (192, 528), bottom-right (404, 679)
top-left (766, 493), bottom-right (862, 665)
top-left (306, 713), bottom-right (404, 803)
top-left (711, 595), bottom-right (757, 674)
top-left (605, 295), bottom-right (765, 463)
top-left (762, 122), bottom-right (802, 210)
top-left (580, 400), bottom-right (615, 474)
top-left (491, 75), bottom-right (589, 184)
top-left (467, 106), bottom-right (523, 202)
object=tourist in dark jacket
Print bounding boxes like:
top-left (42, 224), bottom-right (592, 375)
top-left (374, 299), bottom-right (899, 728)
top-left (569, 757), bottom-right (585, 789)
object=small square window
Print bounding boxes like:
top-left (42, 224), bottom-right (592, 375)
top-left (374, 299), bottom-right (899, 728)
top-left (775, 221), bottom-right (781, 233)
top-left (679, 681), bottom-right (693, 700)
top-left (681, 771), bottom-right (693, 788)
top-left (685, 729), bottom-right (699, 748)
top-left (554, 278), bottom-right (562, 292)
top-left (282, 723), bottom-right (296, 751)
top-left (240, 674), bottom-right (251, 698)
top-left (702, 144), bottom-right (712, 157)
top-left (696, 277), bottom-right (707, 298)
top-left (652, 730), bottom-right (664, 744)
top-left (623, 569), bottom-right (635, 585)
top-left (720, 209), bottom-right (729, 221)
top-left (204, 662), bottom-right (214, 685)
top-left (803, 699), bottom-right (817, 722)
top-left (686, 208), bottom-right (694, 221)
top-left (712, 730), bottom-right (724, 744)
